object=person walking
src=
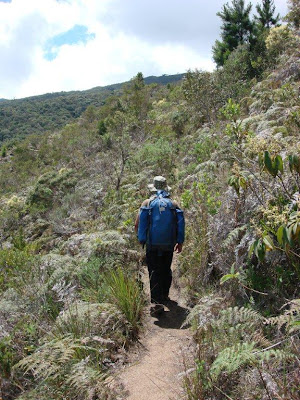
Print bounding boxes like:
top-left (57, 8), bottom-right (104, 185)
top-left (135, 176), bottom-right (185, 315)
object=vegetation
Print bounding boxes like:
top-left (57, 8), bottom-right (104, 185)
top-left (213, 0), bottom-right (282, 77)
top-left (213, 0), bottom-right (254, 67)
top-left (255, 0), bottom-right (280, 28)
top-left (0, 1), bottom-right (299, 399)
top-left (181, 1), bottom-right (300, 397)
top-left (0, 74), bottom-right (184, 143)
top-left (183, 296), bottom-right (299, 400)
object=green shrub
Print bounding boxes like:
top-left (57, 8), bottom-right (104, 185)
top-left (193, 130), bottom-right (218, 164)
top-left (15, 336), bottom-right (107, 400)
top-left (52, 302), bottom-right (126, 344)
top-left (0, 336), bottom-right (15, 378)
top-left (0, 244), bottom-right (38, 294)
top-left (27, 168), bottom-right (77, 208)
top-left (184, 298), bottom-right (299, 400)
top-left (134, 138), bottom-right (176, 174)
top-left (103, 267), bottom-right (144, 338)
top-left (1, 145), bottom-right (7, 157)
top-left (78, 255), bottom-right (121, 302)
top-left (171, 110), bottom-right (188, 136)
top-left (182, 69), bottom-right (222, 125)
top-left (181, 189), bottom-right (193, 209)
top-left (266, 25), bottom-right (295, 59)
top-left (216, 44), bottom-right (253, 101)
top-left (28, 185), bottom-right (53, 207)
top-left (97, 120), bottom-right (107, 136)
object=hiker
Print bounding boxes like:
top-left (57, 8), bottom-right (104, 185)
top-left (135, 176), bottom-right (185, 314)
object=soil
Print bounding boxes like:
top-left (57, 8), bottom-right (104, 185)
top-left (118, 262), bottom-right (192, 400)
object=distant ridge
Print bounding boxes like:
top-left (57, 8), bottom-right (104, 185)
top-left (86, 73), bottom-right (186, 93)
top-left (1, 73), bottom-right (185, 103)
top-left (0, 73), bottom-right (185, 142)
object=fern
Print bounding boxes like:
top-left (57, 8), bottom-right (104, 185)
top-left (183, 295), bottom-right (224, 330)
top-left (212, 306), bottom-right (263, 342)
top-left (252, 330), bottom-right (272, 348)
top-left (17, 361), bottom-right (108, 400)
top-left (217, 306), bottom-right (263, 326)
top-left (15, 336), bottom-right (91, 380)
top-left (265, 299), bottom-right (300, 332)
top-left (52, 302), bottom-right (126, 342)
top-left (265, 314), bottom-right (291, 330)
top-left (188, 300), bottom-right (298, 400)
top-left (186, 303), bottom-right (266, 353)
top-left (15, 335), bottom-right (112, 400)
top-left (210, 342), bottom-right (294, 380)
top-left (222, 225), bottom-right (247, 249)
top-left (96, 230), bottom-right (127, 248)
top-left (211, 342), bottom-right (257, 379)
top-left (17, 387), bottom-right (58, 400)
top-left (255, 348), bottom-right (294, 363)
top-left (65, 359), bottom-right (105, 397)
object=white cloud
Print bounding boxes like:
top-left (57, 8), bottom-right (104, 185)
top-left (0, 0), bottom-right (289, 99)
top-left (17, 27), bottom-right (214, 98)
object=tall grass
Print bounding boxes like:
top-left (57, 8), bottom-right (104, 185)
top-left (104, 267), bottom-right (144, 338)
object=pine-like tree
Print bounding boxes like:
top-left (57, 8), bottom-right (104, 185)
top-left (255, 0), bottom-right (280, 29)
top-left (285, 0), bottom-right (300, 28)
top-left (248, 0), bottom-right (280, 77)
top-left (123, 72), bottom-right (150, 121)
top-left (213, 0), bottom-right (254, 67)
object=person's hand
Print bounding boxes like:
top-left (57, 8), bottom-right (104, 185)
top-left (174, 243), bottom-right (183, 253)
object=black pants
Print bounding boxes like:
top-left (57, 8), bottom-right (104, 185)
top-left (146, 249), bottom-right (173, 303)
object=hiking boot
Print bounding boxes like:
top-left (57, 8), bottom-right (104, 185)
top-left (161, 296), bottom-right (171, 305)
top-left (150, 303), bottom-right (164, 316)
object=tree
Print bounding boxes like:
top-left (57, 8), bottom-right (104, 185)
top-left (182, 70), bottom-right (222, 124)
top-left (97, 120), bottom-right (107, 136)
top-left (284, 0), bottom-right (300, 28)
top-left (83, 105), bottom-right (97, 123)
top-left (213, 0), bottom-right (254, 67)
top-left (212, 40), bottom-right (231, 67)
top-left (122, 72), bottom-right (151, 122)
top-left (244, 0), bottom-right (280, 77)
top-left (215, 44), bottom-right (253, 100)
top-left (255, 0), bottom-right (280, 29)
top-left (106, 111), bottom-right (132, 191)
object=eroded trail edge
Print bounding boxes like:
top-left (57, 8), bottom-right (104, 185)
top-left (119, 264), bottom-right (192, 400)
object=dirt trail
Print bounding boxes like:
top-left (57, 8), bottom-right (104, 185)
top-left (119, 263), bottom-right (191, 400)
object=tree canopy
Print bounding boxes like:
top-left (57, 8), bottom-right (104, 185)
top-left (213, 0), bottom-right (253, 66)
top-left (255, 0), bottom-right (280, 29)
top-left (213, 0), bottom-right (281, 68)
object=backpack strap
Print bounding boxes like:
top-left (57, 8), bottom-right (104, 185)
top-left (149, 193), bottom-right (175, 207)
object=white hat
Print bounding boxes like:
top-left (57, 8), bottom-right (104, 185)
top-left (147, 183), bottom-right (157, 194)
top-left (148, 176), bottom-right (171, 192)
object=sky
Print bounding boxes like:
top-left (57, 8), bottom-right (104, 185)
top-left (0, 0), bottom-right (288, 100)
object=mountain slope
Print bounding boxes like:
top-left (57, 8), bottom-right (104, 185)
top-left (0, 27), bottom-right (299, 400)
top-left (0, 73), bottom-right (185, 143)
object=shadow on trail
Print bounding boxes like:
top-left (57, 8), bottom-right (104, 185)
top-left (154, 300), bottom-right (189, 329)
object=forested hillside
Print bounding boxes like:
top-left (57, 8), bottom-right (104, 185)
top-left (0, 1), bottom-right (299, 399)
top-left (0, 73), bottom-right (184, 143)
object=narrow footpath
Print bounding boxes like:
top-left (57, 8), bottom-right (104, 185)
top-left (119, 263), bottom-right (192, 400)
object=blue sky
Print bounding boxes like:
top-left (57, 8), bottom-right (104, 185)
top-left (44, 25), bottom-right (95, 61)
top-left (0, 0), bottom-right (288, 99)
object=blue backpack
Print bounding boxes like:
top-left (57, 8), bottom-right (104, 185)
top-left (138, 191), bottom-right (185, 250)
